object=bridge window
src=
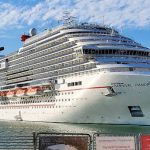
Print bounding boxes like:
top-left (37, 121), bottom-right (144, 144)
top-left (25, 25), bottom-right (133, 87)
top-left (83, 49), bottom-right (149, 57)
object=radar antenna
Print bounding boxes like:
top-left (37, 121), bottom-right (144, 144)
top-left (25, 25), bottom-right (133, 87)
top-left (62, 11), bottom-right (77, 26)
top-left (120, 25), bottom-right (124, 34)
top-left (102, 15), bottom-right (105, 25)
top-left (111, 27), bottom-right (115, 36)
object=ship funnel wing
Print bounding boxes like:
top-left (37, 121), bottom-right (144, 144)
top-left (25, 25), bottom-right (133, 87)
top-left (0, 47), bottom-right (4, 51)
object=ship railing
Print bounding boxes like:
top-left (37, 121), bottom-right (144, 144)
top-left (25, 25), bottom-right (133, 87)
top-left (11, 38), bottom-right (70, 63)
top-left (8, 45), bottom-right (76, 73)
top-left (9, 42), bottom-right (76, 69)
top-left (0, 81), bottom-right (57, 98)
top-left (36, 61), bottom-right (93, 77)
top-left (0, 132), bottom-right (92, 150)
top-left (0, 133), bottom-right (34, 150)
top-left (97, 55), bottom-right (150, 61)
top-left (19, 35), bottom-right (70, 58)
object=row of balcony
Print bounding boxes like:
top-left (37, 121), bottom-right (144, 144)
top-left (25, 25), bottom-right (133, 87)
top-left (6, 62), bottom-right (95, 85)
top-left (6, 58), bottom-right (87, 80)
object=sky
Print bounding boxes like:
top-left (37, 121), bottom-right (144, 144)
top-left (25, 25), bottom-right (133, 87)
top-left (0, 0), bottom-right (150, 55)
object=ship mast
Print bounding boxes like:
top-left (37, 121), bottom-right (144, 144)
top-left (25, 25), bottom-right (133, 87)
top-left (62, 11), bottom-right (77, 26)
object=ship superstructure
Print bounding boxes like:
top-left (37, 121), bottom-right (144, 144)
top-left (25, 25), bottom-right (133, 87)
top-left (0, 23), bottom-right (150, 124)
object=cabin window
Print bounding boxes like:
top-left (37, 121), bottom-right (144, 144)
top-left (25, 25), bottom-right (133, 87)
top-left (91, 50), bottom-right (95, 54)
top-left (105, 50), bottom-right (109, 54)
top-left (133, 51), bottom-right (136, 55)
top-left (109, 50), bottom-right (113, 54)
top-left (75, 82), bottom-right (78, 86)
top-left (113, 50), bottom-right (116, 54)
top-left (95, 50), bottom-right (98, 54)
top-left (67, 81), bottom-right (82, 87)
top-left (102, 50), bottom-right (105, 54)
top-left (129, 68), bottom-right (134, 71)
top-left (78, 81), bottom-right (82, 85)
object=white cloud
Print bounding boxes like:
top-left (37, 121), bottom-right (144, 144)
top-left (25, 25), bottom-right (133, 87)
top-left (21, 3), bottom-right (46, 25)
top-left (0, 0), bottom-right (150, 29)
top-left (0, 3), bottom-right (22, 28)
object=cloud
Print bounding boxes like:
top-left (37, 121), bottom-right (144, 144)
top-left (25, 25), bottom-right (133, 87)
top-left (0, 0), bottom-right (150, 29)
top-left (21, 3), bottom-right (45, 25)
top-left (0, 2), bottom-right (22, 29)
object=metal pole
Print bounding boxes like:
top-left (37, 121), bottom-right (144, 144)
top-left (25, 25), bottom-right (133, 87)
top-left (33, 132), bottom-right (37, 150)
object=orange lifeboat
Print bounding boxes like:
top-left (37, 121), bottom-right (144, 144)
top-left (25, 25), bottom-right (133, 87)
top-left (27, 86), bottom-right (42, 96)
top-left (6, 90), bottom-right (16, 98)
top-left (16, 88), bottom-right (27, 97)
top-left (0, 91), bottom-right (7, 97)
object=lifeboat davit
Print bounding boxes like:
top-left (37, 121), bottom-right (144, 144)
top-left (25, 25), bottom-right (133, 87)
top-left (6, 90), bottom-right (16, 98)
top-left (16, 88), bottom-right (27, 97)
top-left (42, 85), bottom-right (51, 93)
top-left (27, 86), bottom-right (42, 96)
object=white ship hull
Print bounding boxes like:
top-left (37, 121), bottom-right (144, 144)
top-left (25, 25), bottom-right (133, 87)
top-left (0, 72), bottom-right (150, 125)
top-left (0, 23), bottom-right (150, 125)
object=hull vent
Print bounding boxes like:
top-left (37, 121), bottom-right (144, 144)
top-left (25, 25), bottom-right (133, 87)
top-left (128, 106), bottom-right (144, 117)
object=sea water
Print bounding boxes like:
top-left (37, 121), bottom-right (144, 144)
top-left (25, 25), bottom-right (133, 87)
top-left (0, 121), bottom-right (150, 149)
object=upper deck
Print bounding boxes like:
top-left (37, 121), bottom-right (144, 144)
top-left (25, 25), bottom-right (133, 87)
top-left (0, 23), bottom-right (149, 91)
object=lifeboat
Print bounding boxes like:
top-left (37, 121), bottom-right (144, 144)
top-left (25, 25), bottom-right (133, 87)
top-left (27, 86), bottom-right (42, 96)
top-left (6, 90), bottom-right (16, 98)
top-left (16, 88), bottom-right (27, 97)
top-left (0, 91), bottom-right (7, 97)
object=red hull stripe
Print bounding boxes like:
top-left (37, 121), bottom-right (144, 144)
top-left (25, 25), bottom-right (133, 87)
top-left (0, 86), bottom-right (111, 108)
top-left (58, 86), bottom-right (111, 92)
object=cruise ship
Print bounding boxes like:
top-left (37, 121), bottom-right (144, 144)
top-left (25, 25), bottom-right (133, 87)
top-left (0, 22), bottom-right (150, 125)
